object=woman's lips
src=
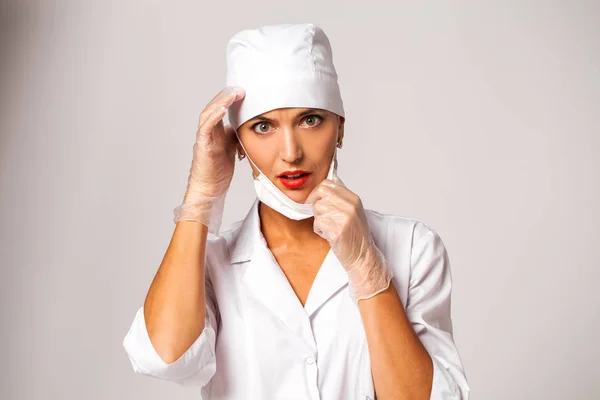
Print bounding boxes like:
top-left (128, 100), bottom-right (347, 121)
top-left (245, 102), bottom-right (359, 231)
top-left (278, 172), bottom-right (311, 189)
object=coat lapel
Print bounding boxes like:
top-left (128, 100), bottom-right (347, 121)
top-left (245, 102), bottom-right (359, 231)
top-left (229, 199), bottom-right (352, 346)
top-left (242, 243), bottom-right (311, 342)
top-left (231, 199), bottom-right (315, 350)
top-left (304, 248), bottom-right (349, 317)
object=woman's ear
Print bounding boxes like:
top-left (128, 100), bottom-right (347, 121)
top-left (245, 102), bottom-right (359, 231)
top-left (232, 128), bottom-right (245, 160)
top-left (337, 116), bottom-right (345, 148)
top-left (236, 142), bottom-right (246, 161)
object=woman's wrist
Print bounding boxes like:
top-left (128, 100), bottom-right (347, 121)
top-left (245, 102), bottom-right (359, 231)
top-left (173, 194), bottom-right (226, 235)
top-left (346, 245), bottom-right (394, 302)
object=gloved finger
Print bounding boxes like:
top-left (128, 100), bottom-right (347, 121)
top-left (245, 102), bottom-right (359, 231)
top-left (324, 177), bottom-right (360, 205)
top-left (313, 195), bottom-right (339, 217)
top-left (207, 86), bottom-right (235, 103)
top-left (313, 216), bottom-right (327, 239)
top-left (198, 106), bottom-right (227, 137)
top-left (308, 180), bottom-right (356, 213)
top-left (213, 86), bottom-right (245, 111)
top-left (313, 185), bottom-right (354, 212)
top-left (198, 86), bottom-right (245, 127)
top-left (315, 178), bottom-right (350, 200)
top-left (223, 124), bottom-right (238, 157)
top-left (313, 216), bottom-right (339, 242)
top-left (313, 195), bottom-right (353, 234)
top-left (208, 86), bottom-right (245, 111)
top-left (223, 123), bottom-right (236, 145)
top-left (306, 180), bottom-right (337, 205)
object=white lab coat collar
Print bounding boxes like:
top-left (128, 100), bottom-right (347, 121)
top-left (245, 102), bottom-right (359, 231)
top-left (228, 199), bottom-right (260, 265)
top-left (228, 199), bottom-right (349, 322)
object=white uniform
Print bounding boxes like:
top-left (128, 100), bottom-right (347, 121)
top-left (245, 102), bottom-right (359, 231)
top-left (123, 199), bottom-right (471, 399)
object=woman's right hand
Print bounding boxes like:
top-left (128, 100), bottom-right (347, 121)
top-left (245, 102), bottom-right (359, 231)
top-left (173, 86), bottom-right (245, 235)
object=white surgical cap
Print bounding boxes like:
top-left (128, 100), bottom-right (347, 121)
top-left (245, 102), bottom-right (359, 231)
top-left (225, 23), bottom-right (345, 131)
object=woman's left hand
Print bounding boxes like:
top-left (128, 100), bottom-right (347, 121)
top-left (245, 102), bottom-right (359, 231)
top-left (306, 175), bottom-right (393, 301)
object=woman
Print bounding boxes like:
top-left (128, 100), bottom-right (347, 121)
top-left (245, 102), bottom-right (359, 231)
top-left (123, 24), bottom-right (470, 399)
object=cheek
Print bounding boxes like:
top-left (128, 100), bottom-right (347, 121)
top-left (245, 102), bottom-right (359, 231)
top-left (248, 146), bottom-right (273, 174)
top-left (315, 124), bottom-right (339, 150)
top-left (313, 130), bottom-right (338, 164)
top-left (238, 133), bottom-right (276, 176)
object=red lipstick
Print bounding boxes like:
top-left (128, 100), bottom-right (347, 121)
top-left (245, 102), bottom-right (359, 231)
top-left (278, 170), bottom-right (311, 189)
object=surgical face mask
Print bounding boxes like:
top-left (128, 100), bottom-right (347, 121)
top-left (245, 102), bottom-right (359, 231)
top-left (235, 132), bottom-right (339, 220)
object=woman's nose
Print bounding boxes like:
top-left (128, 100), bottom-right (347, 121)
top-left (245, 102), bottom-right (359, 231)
top-left (278, 128), bottom-right (303, 163)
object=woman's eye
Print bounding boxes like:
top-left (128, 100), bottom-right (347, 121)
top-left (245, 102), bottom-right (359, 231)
top-left (302, 115), bottom-right (322, 127)
top-left (252, 122), bottom-right (271, 134)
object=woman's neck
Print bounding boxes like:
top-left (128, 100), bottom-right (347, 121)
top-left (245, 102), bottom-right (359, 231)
top-left (258, 201), bottom-right (324, 247)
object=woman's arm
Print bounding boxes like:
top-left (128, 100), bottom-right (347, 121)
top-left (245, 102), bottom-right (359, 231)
top-left (358, 282), bottom-right (433, 399)
top-left (123, 87), bottom-right (243, 385)
top-left (306, 177), bottom-right (469, 399)
top-left (123, 220), bottom-right (219, 387)
top-left (143, 221), bottom-right (210, 364)
top-left (358, 228), bottom-right (470, 400)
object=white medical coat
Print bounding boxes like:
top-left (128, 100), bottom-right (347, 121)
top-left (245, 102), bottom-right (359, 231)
top-left (123, 199), bottom-right (471, 399)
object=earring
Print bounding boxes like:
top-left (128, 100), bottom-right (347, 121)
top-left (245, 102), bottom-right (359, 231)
top-left (337, 139), bottom-right (343, 149)
top-left (237, 152), bottom-right (246, 161)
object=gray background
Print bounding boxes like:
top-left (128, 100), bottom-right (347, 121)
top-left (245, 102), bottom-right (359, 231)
top-left (1, 0), bottom-right (599, 399)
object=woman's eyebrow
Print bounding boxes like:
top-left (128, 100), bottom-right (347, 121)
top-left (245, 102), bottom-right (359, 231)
top-left (247, 109), bottom-right (322, 124)
top-left (247, 115), bottom-right (276, 124)
top-left (295, 108), bottom-right (322, 118)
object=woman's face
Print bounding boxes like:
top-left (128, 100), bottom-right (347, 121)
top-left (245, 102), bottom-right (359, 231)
top-left (236, 107), bottom-right (345, 204)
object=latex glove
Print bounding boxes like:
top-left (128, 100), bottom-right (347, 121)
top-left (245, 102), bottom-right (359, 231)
top-left (173, 86), bottom-right (245, 235)
top-left (306, 175), bottom-right (393, 302)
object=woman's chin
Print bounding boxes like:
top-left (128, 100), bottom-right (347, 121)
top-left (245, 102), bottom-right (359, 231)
top-left (275, 186), bottom-right (311, 203)
top-left (283, 191), bottom-right (309, 204)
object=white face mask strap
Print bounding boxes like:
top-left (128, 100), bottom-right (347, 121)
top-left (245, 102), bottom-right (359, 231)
top-left (328, 140), bottom-right (339, 179)
top-left (235, 130), bottom-right (263, 176)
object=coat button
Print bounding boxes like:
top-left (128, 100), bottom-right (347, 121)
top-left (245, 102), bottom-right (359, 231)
top-left (305, 357), bottom-right (315, 365)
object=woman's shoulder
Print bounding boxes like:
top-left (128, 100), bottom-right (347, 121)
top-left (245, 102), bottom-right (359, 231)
top-left (205, 220), bottom-right (243, 250)
top-left (364, 209), bottom-right (451, 284)
top-left (363, 207), bottom-right (443, 247)
top-left (203, 218), bottom-right (249, 267)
